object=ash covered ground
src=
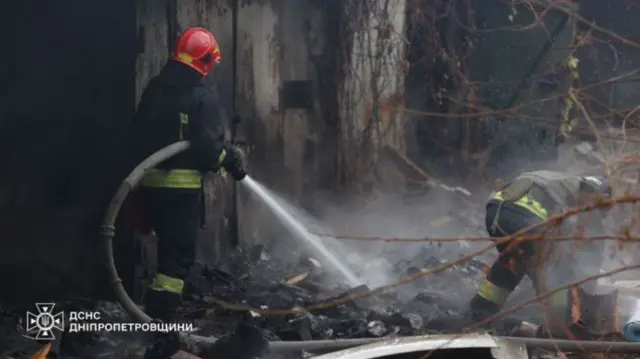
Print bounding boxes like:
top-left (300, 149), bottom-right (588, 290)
top-left (169, 189), bottom-right (544, 344)
top-left (0, 242), bottom-right (529, 359)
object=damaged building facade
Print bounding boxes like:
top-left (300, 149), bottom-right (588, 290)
top-left (1, 0), bottom-right (639, 305)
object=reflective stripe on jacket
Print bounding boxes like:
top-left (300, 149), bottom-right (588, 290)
top-left (139, 169), bottom-right (202, 189)
top-left (492, 191), bottom-right (548, 219)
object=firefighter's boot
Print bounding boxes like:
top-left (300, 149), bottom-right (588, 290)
top-left (469, 293), bottom-right (502, 323)
top-left (143, 290), bottom-right (182, 359)
top-left (145, 289), bottom-right (181, 322)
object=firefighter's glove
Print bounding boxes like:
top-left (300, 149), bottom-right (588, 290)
top-left (222, 144), bottom-right (247, 181)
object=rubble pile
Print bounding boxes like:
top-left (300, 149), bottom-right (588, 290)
top-left (176, 243), bottom-right (524, 342)
top-left (0, 243), bottom-right (507, 358)
top-left (0, 238), bottom-right (549, 359)
top-left (0, 208), bottom-right (546, 358)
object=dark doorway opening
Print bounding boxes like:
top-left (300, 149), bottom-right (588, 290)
top-left (0, 0), bottom-right (137, 303)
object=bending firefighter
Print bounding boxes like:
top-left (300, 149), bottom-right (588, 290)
top-left (469, 170), bottom-right (616, 337)
top-left (129, 27), bottom-right (246, 357)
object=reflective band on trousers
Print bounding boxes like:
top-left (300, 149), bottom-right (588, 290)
top-left (149, 273), bottom-right (184, 294)
top-left (139, 169), bottom-right (202, 189)
top-left (477, 279), bottom-right (511, 305)
top-left (493, 191), bottom-right (548, 219)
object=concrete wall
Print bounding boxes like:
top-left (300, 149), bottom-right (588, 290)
top-left (234, 0), bottom-right (322, 195)
top-left (135, 0), bottom-right (170, 104)
top-left (338, 0), bottom-right (408, 186)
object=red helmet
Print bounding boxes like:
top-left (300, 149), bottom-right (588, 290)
top-left (171, 27), bottom-right (221, 76)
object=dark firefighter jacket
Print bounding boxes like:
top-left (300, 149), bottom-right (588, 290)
top-left (490, 170), bottom-right (607, 235)
top-left (130, 60), bottom-right (227, 189)
top-left (490, 170), bottom-right (585, 218)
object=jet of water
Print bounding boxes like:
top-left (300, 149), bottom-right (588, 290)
top-left (241, 175), bottom-right (362, 287)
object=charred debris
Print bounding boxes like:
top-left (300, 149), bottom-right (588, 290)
top-left (1, 237), bottom-right (538, 358)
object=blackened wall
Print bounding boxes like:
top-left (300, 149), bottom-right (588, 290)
top-left (0, 0), bottom-right (136, 303)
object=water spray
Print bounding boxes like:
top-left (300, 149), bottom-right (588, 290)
top-left (241, 175), bottom-right (362, 287)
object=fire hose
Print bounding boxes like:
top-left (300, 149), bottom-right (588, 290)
top-left (101, 141), bottom-right (640, 354)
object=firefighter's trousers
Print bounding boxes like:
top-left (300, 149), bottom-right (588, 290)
top-left (470, 202), bottom-right (541, 318)
top-left (470, 201), bottom-right (588, 336)
top-left (138, 187), bottom-right (200, 321)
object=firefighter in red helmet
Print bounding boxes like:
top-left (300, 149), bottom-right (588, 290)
top-left (172, 27), bottom-right (222, 75)
top-left (129, 27), bottom-right (246, 358)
